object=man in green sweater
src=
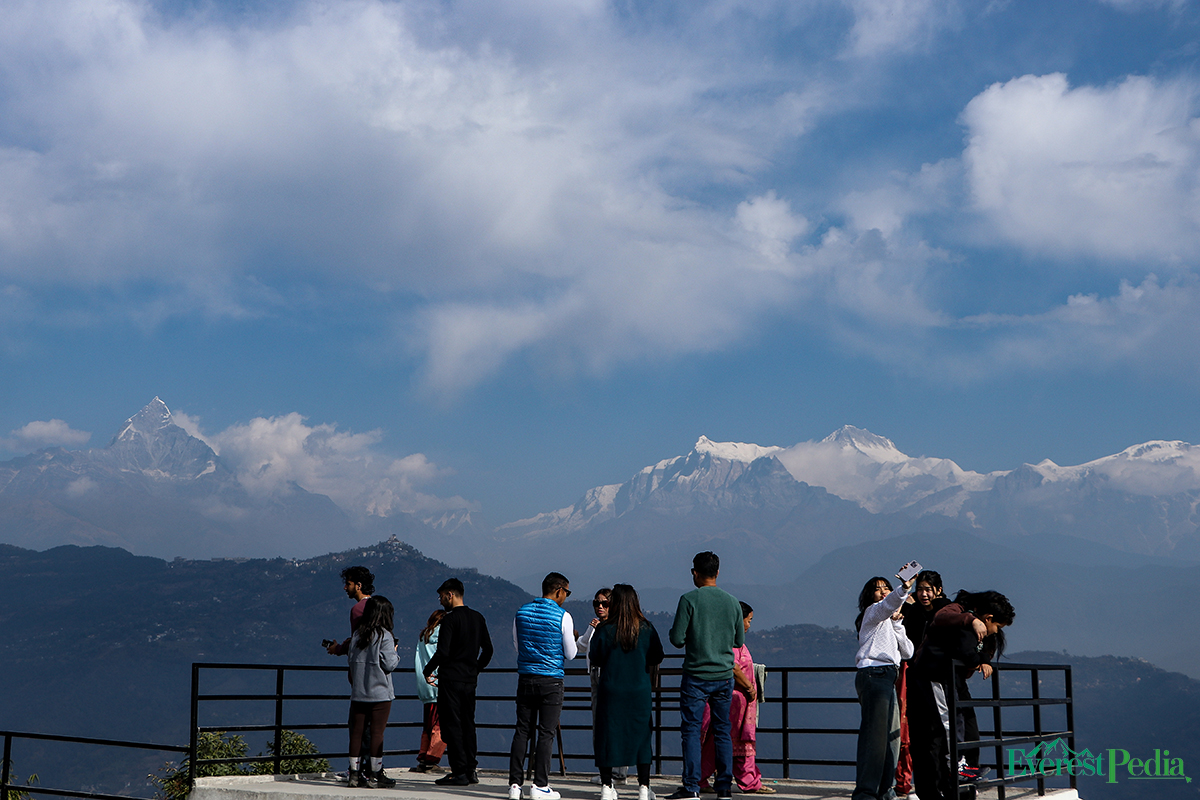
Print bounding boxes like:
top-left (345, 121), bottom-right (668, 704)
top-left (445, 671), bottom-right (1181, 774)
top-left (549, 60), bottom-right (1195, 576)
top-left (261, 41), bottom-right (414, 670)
top-left (667, 551), bottom-right (744, 800)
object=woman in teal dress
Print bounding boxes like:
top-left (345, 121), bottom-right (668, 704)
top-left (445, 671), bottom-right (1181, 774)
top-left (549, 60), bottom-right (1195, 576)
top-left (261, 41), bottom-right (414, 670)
top-left (592, 583), bottom-right (665, 800)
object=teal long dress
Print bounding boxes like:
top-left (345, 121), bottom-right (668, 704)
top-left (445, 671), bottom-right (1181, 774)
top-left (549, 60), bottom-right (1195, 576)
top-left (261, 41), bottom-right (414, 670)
top-left (591, 622), bottom-right (665, 767)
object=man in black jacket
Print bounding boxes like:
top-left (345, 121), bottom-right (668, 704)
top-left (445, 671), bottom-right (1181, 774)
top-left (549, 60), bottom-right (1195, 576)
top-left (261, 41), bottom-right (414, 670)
top-left (423, 578), bottom-right (494, 786)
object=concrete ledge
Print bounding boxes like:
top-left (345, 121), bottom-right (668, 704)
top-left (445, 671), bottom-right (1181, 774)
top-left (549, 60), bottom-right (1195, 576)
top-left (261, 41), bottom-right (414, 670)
top-left (189, 771), bottom-right (1081, 800)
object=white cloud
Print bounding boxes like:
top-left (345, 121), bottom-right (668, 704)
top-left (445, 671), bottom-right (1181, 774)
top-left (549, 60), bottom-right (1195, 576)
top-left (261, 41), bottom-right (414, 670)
top-left (1097, 0), bottom-right (1187, 10)
top-left (953, 275), bottom-right (1200, 377)
top-left (839, 160), bottom-right (961, 237)
top-left (962, 73), bottom-right (1200, 262)
top-left (65, 476), bottom-right (97, 496)
top-left (842, 0), bottom-right (961, 57)
top-left (735, 191), bottom-right (808, 263)
top-left (171, 410), bottom-right (215, 450)
top-left (199, 412), bottom-right (472, 515)
top-left (0, 0), bottom-right (844, 393)
top-left (4, 419), bottom-right (92, 451)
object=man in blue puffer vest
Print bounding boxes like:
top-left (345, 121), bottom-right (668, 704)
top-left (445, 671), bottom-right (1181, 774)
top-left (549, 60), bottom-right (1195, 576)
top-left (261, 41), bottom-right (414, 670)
top-left (507, 572), bottom-right (578, 800)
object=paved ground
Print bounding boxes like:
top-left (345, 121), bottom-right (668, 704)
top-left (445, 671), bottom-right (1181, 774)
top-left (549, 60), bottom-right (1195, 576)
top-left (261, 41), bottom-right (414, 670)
top-left (190, 770), bottom-right (1080, 800)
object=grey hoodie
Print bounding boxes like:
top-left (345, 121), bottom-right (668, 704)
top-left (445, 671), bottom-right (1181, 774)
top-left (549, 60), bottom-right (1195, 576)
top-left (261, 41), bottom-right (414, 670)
top-left (349, 629), bottom-right (400, 702)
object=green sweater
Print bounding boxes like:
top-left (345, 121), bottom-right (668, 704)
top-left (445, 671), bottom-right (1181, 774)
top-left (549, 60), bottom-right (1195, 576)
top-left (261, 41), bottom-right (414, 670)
top-left (669, 585), bottom-right (744, 680)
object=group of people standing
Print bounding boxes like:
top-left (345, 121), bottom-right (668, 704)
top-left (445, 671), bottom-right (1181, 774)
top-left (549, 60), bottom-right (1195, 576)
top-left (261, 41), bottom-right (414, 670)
top-left (852, 567), bottom-right (1016, 800)
top-left (323, 556), bottom-right (1015, 800)
top-left (325, 569), bottom-right (494, 789)
top-left (324, 552), bottom-right (768, 800)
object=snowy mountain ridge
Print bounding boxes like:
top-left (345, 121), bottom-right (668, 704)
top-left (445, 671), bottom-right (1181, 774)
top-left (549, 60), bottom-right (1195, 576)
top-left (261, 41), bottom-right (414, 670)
top-left (492, 427), bottom-right (1200, 562)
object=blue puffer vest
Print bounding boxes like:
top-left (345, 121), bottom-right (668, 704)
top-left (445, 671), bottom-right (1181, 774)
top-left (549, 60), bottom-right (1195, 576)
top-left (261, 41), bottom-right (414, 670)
top-left (515, 598), bottom-right (567, 677)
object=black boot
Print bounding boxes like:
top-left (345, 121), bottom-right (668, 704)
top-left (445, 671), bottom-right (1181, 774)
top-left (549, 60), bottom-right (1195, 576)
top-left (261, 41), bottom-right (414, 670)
top-left (373, 768), bottom-right (397, 789)
top-left (348, 768), bottom-right (364, 788)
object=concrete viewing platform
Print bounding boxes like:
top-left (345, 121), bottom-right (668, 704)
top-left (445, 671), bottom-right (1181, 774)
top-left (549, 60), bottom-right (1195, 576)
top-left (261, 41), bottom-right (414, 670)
top-left (189, 770), bottom-right (1080, 800)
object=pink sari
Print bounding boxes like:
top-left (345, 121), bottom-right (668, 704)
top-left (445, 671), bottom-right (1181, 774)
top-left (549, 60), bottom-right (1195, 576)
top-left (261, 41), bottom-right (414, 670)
top-left (700, 644), bottom-right (762, 790)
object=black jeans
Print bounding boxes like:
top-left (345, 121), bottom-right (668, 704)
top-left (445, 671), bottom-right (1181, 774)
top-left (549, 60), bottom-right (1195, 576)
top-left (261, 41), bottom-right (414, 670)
top-left (508, 675), bottom-right (564, 787)
top-left (438, 679), bottom-right (479, 777)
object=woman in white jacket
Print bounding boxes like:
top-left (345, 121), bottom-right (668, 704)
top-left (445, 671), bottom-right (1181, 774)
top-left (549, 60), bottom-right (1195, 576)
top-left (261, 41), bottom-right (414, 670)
top-left (348, 596), bottom-right (400, 788)
top-left (852, 571), bottom-right (915, 800)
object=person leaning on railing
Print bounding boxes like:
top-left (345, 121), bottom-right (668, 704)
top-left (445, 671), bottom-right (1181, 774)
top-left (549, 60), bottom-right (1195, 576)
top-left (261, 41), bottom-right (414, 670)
top-left (907, 590), bottom-right (1015, 800)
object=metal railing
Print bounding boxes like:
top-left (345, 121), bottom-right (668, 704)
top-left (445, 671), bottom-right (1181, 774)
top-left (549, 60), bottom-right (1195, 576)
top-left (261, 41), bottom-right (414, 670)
top-left (949, 661), bottom-right (1075, 799)
top-left (188, 656), bottom-right (1073, 796)
top-left (1, 731), bottom-right (188, 800)
top-left (187, 658), bottom-right (872, 779)
top-left (3, 656), bottom-right (1073, 800)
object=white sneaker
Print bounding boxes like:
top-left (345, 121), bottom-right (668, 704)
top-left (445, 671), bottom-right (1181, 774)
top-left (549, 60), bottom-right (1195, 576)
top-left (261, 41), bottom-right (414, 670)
top-left (638, 787), bottom-right (655, 800)
top-left (509, 785), bottom-right (523, 800)
top-left (530, 786), bottom-right (561, 800)
top-left (600, 785), bottom-right (618, 800)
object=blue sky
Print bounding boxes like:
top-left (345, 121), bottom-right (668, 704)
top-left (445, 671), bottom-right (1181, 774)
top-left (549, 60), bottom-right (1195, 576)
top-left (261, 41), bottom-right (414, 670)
top-left (2, 0), bottom-right (1200, 525)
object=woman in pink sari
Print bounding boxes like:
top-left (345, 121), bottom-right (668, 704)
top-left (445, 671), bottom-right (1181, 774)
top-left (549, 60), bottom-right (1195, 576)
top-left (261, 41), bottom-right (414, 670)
top-left (699, 602), bottom-right (773, 793)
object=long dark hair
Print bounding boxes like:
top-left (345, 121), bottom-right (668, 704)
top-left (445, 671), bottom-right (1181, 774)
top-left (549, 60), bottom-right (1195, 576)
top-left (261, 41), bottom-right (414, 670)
top-left (608, 583), bottom-right (648, 652)
top-left (420, 608), bottom-right (445, 644)
top-left (954, 589), bottom-right (1015, 659)
top-left (854, 577), bottom-right (892, 633)
top-left (355, 596), bottom-right (395, 650)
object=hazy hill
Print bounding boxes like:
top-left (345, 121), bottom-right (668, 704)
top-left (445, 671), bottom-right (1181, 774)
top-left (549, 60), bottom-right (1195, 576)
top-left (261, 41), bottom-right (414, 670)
top-left (0, 537), bottom-right (531, 792)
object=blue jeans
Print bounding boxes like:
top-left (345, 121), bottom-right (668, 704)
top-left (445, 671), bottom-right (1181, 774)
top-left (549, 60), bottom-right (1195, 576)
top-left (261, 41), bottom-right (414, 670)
top-left (853, 665), bottom-right (899, 800)
top-left (680, 674), bottom-right (732, 794)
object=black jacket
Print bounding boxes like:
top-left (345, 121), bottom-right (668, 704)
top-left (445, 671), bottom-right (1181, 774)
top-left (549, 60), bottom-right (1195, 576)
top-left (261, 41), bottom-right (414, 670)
top-left (423, 605), bottom-right (494, 683)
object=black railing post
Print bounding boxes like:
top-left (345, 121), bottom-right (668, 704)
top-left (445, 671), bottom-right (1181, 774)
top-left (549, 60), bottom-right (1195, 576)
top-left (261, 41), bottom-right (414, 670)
top-left (189, 663), bottom-right (200, 788)
top-left (1031, 668), bottom-right (1044, 797)
top-left (991, 666), bottom-right (1004, 800)
top-left (1064, 665), bottom-right (1075, 793)
top-left (3, 732), bottom-right (13, 800)
top-left (273, 668), bottom-right (285, 775)
top-left (780, 670), bottom-right (789, 779)
top-left (948, 663), bottom-right (960, 798)
top-left (653, 672), bottom-right (663, 776)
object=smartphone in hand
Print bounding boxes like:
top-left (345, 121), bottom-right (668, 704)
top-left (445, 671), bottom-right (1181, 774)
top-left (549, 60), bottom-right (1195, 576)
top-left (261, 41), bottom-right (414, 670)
top-left (896, 561), bottom-right (922, 582)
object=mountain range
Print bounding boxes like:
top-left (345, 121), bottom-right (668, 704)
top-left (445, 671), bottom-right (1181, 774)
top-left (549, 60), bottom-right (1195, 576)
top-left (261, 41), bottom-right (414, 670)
top-left (494, 426), bottom-right (1200, 557)
top-left (7, 400), bottom-right (1200, 571)
top-left (0, 398), bottom-right (431, 559)
top-left (5, 398), bottom-right (1200, 673)
top-left (405, 426), bottom-right (1200, 592)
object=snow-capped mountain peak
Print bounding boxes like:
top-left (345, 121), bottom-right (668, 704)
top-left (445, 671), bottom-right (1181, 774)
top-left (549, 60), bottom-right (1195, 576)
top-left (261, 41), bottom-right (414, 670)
top-left (103, 397), bottom-right (221, 480)
top-left (778, 427), bottom-right (994, 514)
top-left (109, 396), bottom-right (174, 446)
top-left (820, 425), bottom-right (906, 464)
top-left (692, 435), bottom-right (782, 463)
